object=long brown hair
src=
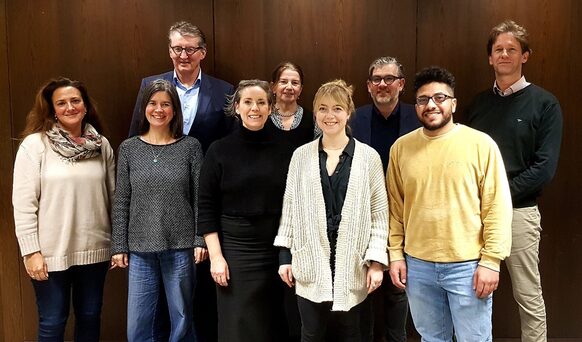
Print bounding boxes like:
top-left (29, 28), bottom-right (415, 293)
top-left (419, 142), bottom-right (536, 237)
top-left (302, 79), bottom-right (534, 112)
top-left (21, 77), bottom-right (104, 138)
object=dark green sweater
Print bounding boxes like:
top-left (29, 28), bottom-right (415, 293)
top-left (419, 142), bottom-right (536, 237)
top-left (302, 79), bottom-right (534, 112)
top-left (467, 84), bottom-right (563, 208)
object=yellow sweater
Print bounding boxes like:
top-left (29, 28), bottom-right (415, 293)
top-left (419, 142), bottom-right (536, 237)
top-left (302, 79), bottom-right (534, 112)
top-left (387, 125), bottom-right (512, 271)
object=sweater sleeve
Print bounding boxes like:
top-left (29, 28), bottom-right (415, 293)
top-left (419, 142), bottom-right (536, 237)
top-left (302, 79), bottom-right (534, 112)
top-left (189, 139), bottom-right (206, 246)
top-left (509, 100), bottom-right (563, 204)
top-left (102, 138), bottom-right (116, 216)
top-left (478, 140), bottom-right (513, 271)
top-left (387, 143), bottom-right (405, 262)
top-left (110, 142), bottom-right (131, 255)
top-left (12, 135), bottom-right (43, 256)
top-left (364, 150), bottom-right (389, 267)
top-left (274, 152), bottom-right (298, 249)
top-left (197, 145), bottom-right (223, 235)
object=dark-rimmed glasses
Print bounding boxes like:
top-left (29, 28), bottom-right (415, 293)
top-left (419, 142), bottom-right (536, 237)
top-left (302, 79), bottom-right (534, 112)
top-left (416, 93), bottom-right (454, 106)
top-left (369, 75), bottom-right (403, 86)
top-left (170, 46), bottom-right (203, 56)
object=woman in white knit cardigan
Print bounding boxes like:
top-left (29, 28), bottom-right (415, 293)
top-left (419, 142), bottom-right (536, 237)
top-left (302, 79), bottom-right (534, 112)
top-left (274, 80), bottom-right (389, 341)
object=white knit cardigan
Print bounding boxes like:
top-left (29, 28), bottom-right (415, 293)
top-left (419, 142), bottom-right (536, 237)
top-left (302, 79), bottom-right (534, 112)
top-left (274, 139), bottom-right (389, 311)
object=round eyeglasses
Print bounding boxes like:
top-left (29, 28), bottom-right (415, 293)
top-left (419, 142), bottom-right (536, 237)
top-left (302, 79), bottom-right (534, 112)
top-left (170, 46), bottom-right (203, 56)
top-left (416, 93), bottom-right (454, 106)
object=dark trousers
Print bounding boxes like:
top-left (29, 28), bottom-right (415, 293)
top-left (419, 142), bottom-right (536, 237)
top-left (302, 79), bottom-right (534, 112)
top-left (298, 296), bottom-right (369, 342)
top-left (360, 272), bottom-right (409, 342)
top-left (31, 261), bottom-right (108, 342)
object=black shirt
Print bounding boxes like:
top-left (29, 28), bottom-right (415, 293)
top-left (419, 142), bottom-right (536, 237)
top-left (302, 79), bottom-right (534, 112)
top-left (370, 104), bottom-right (400, 172)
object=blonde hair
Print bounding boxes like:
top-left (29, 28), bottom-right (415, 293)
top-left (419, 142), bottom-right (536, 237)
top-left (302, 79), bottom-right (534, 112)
top-left (312, 79), bottom-right (355, 116)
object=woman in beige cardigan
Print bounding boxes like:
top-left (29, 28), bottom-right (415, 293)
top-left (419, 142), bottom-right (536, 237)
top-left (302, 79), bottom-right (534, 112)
top-left (274, 80), bottom-right (389, 341)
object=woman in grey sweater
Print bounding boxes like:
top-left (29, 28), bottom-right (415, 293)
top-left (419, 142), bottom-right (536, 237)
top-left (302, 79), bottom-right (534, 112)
top-left (110, 80), bottom-right (204, 342)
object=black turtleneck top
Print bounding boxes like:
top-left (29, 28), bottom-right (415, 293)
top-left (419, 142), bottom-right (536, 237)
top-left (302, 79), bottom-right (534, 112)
top-left (197, 123), bottom-right (296, 235)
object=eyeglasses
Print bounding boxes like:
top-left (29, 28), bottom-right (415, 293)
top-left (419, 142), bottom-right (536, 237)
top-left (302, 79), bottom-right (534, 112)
top-left (170, 46), bottom-right (203, 56)
top-left (369, 75), bottom-right (403, 86)
top-left (416, 93), bottom-right (454, 106)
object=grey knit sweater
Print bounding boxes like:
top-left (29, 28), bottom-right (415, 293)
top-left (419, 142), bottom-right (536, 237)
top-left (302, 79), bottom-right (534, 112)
top-left (111, 136), bottom-right (204, 254)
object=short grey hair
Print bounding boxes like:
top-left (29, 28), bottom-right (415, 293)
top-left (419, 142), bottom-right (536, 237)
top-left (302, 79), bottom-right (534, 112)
top-left (168, 21), bottom-right (207, 49)
top-left (368, 56), bottom-right (404, 78)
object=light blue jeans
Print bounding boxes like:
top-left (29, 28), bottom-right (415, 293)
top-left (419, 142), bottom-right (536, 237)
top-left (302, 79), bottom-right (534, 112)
top-left (127, 249), bottom-right (196, 342)
top-left (405, 255), bottom-right (492, 342)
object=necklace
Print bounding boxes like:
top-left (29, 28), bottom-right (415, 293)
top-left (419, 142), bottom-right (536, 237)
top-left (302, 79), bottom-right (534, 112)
top-left (274, 106), bottom-right (299, 118)
top-left (150, 144), bottom-right (166, 163)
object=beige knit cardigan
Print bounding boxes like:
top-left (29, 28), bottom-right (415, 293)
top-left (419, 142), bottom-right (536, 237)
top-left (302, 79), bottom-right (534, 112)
top-left (274, 139), bottom-right (389, 311)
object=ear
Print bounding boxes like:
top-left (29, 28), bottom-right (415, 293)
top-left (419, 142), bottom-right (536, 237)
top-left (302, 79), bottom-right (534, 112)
top-left (366, 80), bottom-right (373, 95)
top-left (451, 98), bottom-right (458, 114)
top-left (488, 54), bottom-right (493, 66)
top-left (521, 51), bottom-right (530, 64)
top-left (199, 48), bottom-right (207, 61)
top-left (398, 78), bottom-right (405, 93)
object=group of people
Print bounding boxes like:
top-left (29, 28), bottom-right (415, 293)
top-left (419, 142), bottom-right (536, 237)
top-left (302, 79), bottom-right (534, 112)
top-left (12, 18), bottom-right (561, 342)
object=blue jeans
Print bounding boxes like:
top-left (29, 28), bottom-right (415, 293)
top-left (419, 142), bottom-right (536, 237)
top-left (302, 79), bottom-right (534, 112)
top-left (405, 256), bottom-right (492, 342)
top-left (31, 261), bottom-right (109, 342)
top-left (127, 249), bottom-right (196, 342)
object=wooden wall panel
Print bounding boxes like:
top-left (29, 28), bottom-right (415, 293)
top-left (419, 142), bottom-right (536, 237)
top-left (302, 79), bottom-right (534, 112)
top-left (213, 0), bottom-right (418, 110)
top-left (0, 0), bottom-right (25, 341)
top-left (417, 0), bottom-right (582, 338)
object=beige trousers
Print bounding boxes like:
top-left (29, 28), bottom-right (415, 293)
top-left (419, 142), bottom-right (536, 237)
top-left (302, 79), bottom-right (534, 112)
top-left (505, 206), bottom-right (547, 342)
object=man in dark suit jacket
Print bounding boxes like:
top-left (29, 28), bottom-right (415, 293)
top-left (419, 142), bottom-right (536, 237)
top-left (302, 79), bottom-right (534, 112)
top-left (128, 21), bottom-right (233, 342)
top-left (128, 21), bottom-right (233, 153)
top-left (352, 57), bottom-right (420, 342)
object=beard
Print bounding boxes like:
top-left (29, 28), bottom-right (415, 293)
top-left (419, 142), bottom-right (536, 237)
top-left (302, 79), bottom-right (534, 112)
top-left (421, 111), bottom-right (452, 131)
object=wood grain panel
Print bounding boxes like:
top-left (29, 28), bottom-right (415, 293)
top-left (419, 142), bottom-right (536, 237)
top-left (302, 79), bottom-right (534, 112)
top-left (213, 0), bottom-right (418, 110)
top-left (417, 0), bottom-right (581, 337)
top-left (0, 0), bottom-right (25, 340)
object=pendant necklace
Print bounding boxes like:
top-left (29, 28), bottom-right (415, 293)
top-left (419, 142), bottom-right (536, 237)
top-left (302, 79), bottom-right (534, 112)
top-left (150, 144), bottom-right (166, 163)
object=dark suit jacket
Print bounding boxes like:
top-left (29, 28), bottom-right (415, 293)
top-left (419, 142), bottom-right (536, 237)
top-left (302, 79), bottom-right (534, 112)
top-left (351, 101), bottom-right (420, 170)
top-left (351, 102), bottom-right (419, 144)
top-left (128, 71), bottom-right (234, 153)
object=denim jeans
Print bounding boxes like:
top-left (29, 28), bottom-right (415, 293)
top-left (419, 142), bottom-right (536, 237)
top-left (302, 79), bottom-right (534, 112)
top-left (31, 261), bottom-right (109, 342)
top-left (127, 249), bottom-right (196, 342)
top-left (405, 256), bottom-right (492, 342)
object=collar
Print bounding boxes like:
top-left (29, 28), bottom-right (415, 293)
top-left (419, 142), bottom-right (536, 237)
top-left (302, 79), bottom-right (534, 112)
top-left (318, 136), bottom-right (355, 157)
top-left (372, 101), bottom-right (401, 120)
top-left (173, 69), bottom-right (202, 90)
top-left (493, 76), bottom-right (530, 96)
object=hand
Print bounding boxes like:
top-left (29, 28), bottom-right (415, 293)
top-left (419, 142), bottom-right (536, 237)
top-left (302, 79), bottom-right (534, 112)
top-left (110, 253), bottom-right (129, 269)
top-left (210, 255), bottom-right (230, 287)
top-left (278, 264), bottom-right (294, 288)
top-left (473, 265), bottom-right (499, 298)
top-left (24, 251), bottom-right (48, 281)
top-left (194, 247), bottom-right (208, 264)
top-left (366, 261), bottom-right (384, 294)
top-left (389, 260), bottom-right (407, 289)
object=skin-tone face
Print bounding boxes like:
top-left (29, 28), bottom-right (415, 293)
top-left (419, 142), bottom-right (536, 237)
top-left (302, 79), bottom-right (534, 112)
top-left (169, 32), bottom-right (207, 78)
top-left (235, 86), bottom-right (271, 131)
top-left (52, 86), bottom-right (86, 136)
top-left (367, 64), bottom-right (405, 109)
top-left (273, 69), bottom-right (303, 104)
top-left (415, 82), bottom-right (457, 137)
top-left (315, 95), bottom-right (350, 138)
top-left (145, 91), bottom-right (174, 132)
top-left (489, 32), bottom-right (529, 80)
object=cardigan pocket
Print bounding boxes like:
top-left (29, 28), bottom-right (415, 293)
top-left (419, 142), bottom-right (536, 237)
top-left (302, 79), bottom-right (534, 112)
top-left (291, 244), bottom-right (315, 283)
top-left (348, 253), bottom-right (367, 290)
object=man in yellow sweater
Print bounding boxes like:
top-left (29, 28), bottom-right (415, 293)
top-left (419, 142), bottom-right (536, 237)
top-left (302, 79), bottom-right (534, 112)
top-left (387, 66), bottom-right (513, 341)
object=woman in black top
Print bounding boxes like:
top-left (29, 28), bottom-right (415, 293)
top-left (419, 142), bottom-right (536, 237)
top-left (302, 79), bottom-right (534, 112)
top-left (266, 61), bottom-right (317, 146)
top-left (198, 80), bottom-right (294, 342)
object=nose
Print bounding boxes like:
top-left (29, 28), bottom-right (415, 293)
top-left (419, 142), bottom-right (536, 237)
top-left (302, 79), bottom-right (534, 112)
top-left (501, 48), bottom-right (509, 57)
top-left (179, 49), bottom-right (189, 57)
top-left (426, 97), bottom-right (438, 107)
top-left (66, 102), bottom-right (75, 110)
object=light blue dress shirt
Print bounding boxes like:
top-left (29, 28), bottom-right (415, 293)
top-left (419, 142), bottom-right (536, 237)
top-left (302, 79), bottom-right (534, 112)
top-left (173, 70), bottom-right (202, 135)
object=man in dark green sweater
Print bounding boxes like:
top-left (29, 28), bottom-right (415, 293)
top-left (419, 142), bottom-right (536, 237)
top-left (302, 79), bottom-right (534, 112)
top-left (467, 20), bottom-right (563, 342)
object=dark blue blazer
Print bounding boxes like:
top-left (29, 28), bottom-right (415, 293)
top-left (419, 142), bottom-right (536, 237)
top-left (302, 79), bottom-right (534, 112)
top-left (351, 101), bottom-right (420, 145)
top-left (128, 71), bottom-right (234, 153)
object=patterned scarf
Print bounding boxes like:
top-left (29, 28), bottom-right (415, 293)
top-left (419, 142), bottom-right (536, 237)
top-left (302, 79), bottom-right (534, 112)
top-left (46, 123), bottom-right (103, 163)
